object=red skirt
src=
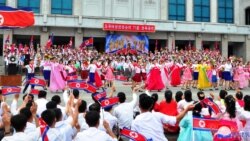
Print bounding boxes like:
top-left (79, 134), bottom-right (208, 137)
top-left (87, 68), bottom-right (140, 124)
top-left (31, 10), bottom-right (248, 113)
top-left (132, 73), bottom-right (142, 82)
top-left (141, 73), bottom-right (147, 81)
top-left (81, 70), bottom-right (89, 80)
top-left (146, 68), bottom-right (165, 90)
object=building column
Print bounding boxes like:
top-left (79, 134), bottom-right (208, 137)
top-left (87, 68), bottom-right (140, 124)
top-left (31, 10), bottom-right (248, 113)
top-left (234, 0), bottom-right (240, 25)
top-left (186, 0), bottom-right (193, 22)
top-left (210, 0), bottom-right (217, 23)
top-left (195, 33), bottom-right (202, 51)
top-left (161, 0), bottom-right (168, 20)
top-left (40, 31), bottom-right (49, 48)
top-left (245, 35), bottom-right (250, 61)
top-left (168, 32), bottom-right (175, 51)
top-left (221, 35), bottom-right (228, 58)
top-left (75, 28), bottom-right (83, 48)
top-left (73, 0), bottom-right (82, 16)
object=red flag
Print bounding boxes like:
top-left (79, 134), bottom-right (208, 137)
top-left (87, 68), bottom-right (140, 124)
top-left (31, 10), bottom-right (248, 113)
top-left (2, 87), bottom-right (21, 95)
top-left (68, 37), bottom-right (73, 48)
top-left (38, 118), bottom-right (49, 141)
top-left (66, 75), bottom-right (78, 82)
top-left (80, 37), bottom-right (93, 48)
top-left (94, 71), bottom-right (103, 88)
top-left (30, 89), bottom-right (39, 95)
top-left (100, 97), bottom-right (119, 108)
top-left (46, 34), bottom-right (53, 48)
top-left (202, 98), bottom-right (221, 115)
top-left (0, 6), bottom-right (34, 28)
top-left (68, 82), bottom-right (97, 93)
top-left (93, 91), bottom-right (107, 101)
top-left (120, 128), bottom-right (147, 141)
top-left (30, 77), bottom-right (46, 87)
top-left (193, 117), bottom-right (219, 131)
top-left (115, 75), bottom-right (128, 81)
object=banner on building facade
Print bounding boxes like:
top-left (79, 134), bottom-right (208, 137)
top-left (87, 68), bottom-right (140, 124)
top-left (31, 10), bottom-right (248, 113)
top-left (105, 34), bottom-right (149, 54)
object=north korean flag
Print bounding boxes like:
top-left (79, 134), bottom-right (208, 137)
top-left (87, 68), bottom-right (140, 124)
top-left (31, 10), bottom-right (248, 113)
top-left (0, 6), bottom-right (34, 28)
top-left (80, 37), bottom-right (93, 48)
top-left (100, 97), bottom-right (119, 108)
top-left (66, 75), bottom-right (78, 82)
top-left (68, 81), bottom-right (97, 93)
top-left (30, 77), bottom-right (46, 87)
top-left (30, 89), bottom-right (39, 95)
top-left (46, 33), bottom-right (54, 48)
top-left (202, 98), bottom-right (221, 115)
top-left (93, 91), bottom-right (107, 101)
top-left (116, 75), bottom-right (128, 81)
top-left (193, 117), bottom-right (219, 131)
top-left (120, 128), bottom-right (147, 141)
top-left (38, 118), bottom-right (49, 141)
top-left (2, 86), bottom-right (21, 95)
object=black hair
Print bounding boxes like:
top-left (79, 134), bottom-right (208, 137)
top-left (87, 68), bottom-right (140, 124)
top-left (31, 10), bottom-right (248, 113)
top-left (38, 90), bottom-right (47, 98)
top-left (117, 92), bottom-right (126, 103)
top-left (184, 90), bottom-right (193, 102)
top-left (175, 91), bottom-right (183, 102)
top-left (236, 91), bottom-right (243, 100)
top-left (197, 91), bottom-right (205, 101)
top-left (23, 94), bottom-right (34, 101)
top-left (151, 93), bottom-right (158, 102)
top-left (85, 111), bottom-right (100, 127)
top-left (192, 101), bottom-right (202, 117)
top-left (51, 95), bottom-right (61, 105)
top-left (11, 114), bottom-right (28, 132)
top-left (165, 90), bottom-right (173, 103)
top-left (78, 100), bottom-right (87, 113)
top-left (20, 107), bottom-right (32, 120)
top-left (26, 100), bottom-right (33, 109)
top-left (139, 94), bottom-right (153, 111)
top-left (53, 108), bottom-right (62, 122)
top-left (41, 110), bottom-right (56, 127)
top-left (225, 95), bottom-right (236, 118)
top-left (219, 90), bottom-right (228, 100)
top-left (73, 89), bottom-right (80, 99)
top-left (91, 93), bottom-right (99, 103)
top-left (244, 95), bottom-right (250, 112)
top-left (46, 101), bottom-right (57, 110)
top-left (89, 103), bottom-right (101, 112)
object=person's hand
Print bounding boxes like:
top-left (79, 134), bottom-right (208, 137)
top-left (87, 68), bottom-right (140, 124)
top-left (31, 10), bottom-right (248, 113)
top-left (76, 99), bottom-right (82, 107)
top-left (186, 104), bottom-right (195, 111)
top-left (2, 113), bottom-right (11, 127)
top-left (30, 102), bottom-right (38, 116)
top-left (209, 92), bottom-right (214, 99)
top-left (14, 94), bottom-right (19, 100)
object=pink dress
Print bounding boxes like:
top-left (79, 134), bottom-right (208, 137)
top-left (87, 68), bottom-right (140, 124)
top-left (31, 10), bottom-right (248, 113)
top-left (238, 66), bottom-right (247, 89)
top-left (49, 63), bottom-right (66, 92)
top-left (105, 66), bottom-right (115, 81)
top-left (182, 67), bottom-right (192, 82)
top-left (233, 68), bottom-right (239, 82)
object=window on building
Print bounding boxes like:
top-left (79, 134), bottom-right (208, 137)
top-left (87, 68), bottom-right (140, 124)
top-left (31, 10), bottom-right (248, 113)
top-left (18, 0), bottom-right (40, 13)
top-left (246, 7), bottom-right (250, 25)
top-left (218, 0), bottom-right (234, 23)
top-left (51, 0), bottom-right (72, 15)
top-left (169, 0), bottom-right (186, 21)
top-left (0, 0), bottom-right (5, 6)
top-left (193, 0), bottom-right (210, 22)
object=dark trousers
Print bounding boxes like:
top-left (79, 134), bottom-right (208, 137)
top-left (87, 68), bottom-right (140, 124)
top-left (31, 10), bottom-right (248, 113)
top-left (8, 64), bottom-right (17, 75)
top-left (23, 73), bottom-right (35, 94)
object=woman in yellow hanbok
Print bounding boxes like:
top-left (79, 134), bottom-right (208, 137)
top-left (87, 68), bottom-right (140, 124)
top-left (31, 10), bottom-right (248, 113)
top-left (197, 61), bottom-right (211, 90)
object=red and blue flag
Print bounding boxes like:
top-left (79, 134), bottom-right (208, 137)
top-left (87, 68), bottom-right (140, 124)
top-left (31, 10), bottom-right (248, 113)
top-left (120, 128), bottom-right (147, 141)
top-left (30, 77), bottom-right (46, 87)
top-left (100, 97), bottom-right (119, 108)
top-left (2, 86), bottom-right (21, 95)
top-left (93, 91), bottom-right (107, 101)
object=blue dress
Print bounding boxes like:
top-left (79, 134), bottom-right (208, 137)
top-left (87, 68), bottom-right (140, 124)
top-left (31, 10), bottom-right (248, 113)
top-left (177, 112), bottom-right (213, 141)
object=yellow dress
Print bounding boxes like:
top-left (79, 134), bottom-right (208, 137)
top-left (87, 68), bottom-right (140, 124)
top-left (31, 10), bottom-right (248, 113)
top-left (197, 64), bottom-right (211, 89)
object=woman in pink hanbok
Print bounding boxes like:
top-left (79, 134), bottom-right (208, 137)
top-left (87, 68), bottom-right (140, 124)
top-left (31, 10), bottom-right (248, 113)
top-left (160, 60), bottom-right (169, 89)
top-left (181, 63), bottom-right (192, 90)
top-left (49, 58), bottom-right (66, 92)
top-left (238, 62), bottom-right (247, 89)
top-left (105, 60), bottom-right (115, 88)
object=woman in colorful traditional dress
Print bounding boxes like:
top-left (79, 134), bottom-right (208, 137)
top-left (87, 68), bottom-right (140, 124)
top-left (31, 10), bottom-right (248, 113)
top-left (169, 60), bottom-right (182, 87)
top-left (197, 60), bottom-right (211, 90)
top-left (233, 63), bottom-right (240, 90)
top-left (131, 60), bottom-right (142, 89)
top-left (238, 61), bottom-right (247, 89)
top-left (181, 62), bottom-right (192, 90)
top-left (105, 60), bottom-right (115, 89)
top-left (80, 59), bottom-right (89, 81)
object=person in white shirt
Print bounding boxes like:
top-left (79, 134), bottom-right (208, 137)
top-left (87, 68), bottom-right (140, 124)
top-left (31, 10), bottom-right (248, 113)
top-left (77, 100), bottom-right (89, 131)
top-left (131, 94), bottom-right (194, 141)
top-left (35, 90), bottom-right (48, 117)
top-left (87, 59), bottom-right (97, 84)
top-left (74, 111), bottom-right (117, 141)
top-left (19, 105), bottom-right (38, 134)
top-left (113, 89), bottom-right (138, 129)
top-left (177, 90), bottom-right (194, 113)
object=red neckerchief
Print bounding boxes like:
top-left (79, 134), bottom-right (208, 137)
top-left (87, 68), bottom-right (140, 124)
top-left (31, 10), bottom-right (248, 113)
top-left (29, 64), bottom-right (34, 72)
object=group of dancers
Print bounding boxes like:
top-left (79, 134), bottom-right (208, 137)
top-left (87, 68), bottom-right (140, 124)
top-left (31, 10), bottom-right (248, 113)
top-left (3, 44), bottom-right (250, 92)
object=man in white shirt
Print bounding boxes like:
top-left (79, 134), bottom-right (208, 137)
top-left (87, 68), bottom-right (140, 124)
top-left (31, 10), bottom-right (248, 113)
top-left (35, 90), bottom-right (48, 117)
top-left (131, 94), bottom-right (194, 141)
top-left (74, 111), bottom-right (117, 141)
top-left (113, 90), bottom-right (137, 129)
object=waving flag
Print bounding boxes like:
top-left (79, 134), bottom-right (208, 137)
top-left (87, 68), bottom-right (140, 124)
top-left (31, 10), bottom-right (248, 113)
top-left (39, 118), bottom-right (49, 141)
top-left (100, 97), bottom-right (119, 108)
top-left (46, 34), bottom-right (54, 48)
top-left (0, 6), bottom-right (34, 28)
top-left (66, 75), bottom-right (78, 82)
top-left (2, 87), bottom-right (21, 95)
top-left (80, 37), bottom-right (93, 48)
top-left (4, 34), bottom-right (10, 49)
top-left (202, 98), bottom-right (221, 115)
top-left (68, 81), bottom-right (97, 93)
top-left (68, 37), bottom-right (73, 48)
top-left (93, 91), bottom-right (107, 101)
top-left (30, 89), bottom-right (39, 95)
top-left (30, 78), bottom-right (46, 87)
top-left (193, 117), bottom-right (219, 131)
top-left (120, 128), bottom-right (147, 141)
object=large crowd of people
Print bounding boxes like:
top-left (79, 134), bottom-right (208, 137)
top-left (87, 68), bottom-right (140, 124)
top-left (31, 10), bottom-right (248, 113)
top-left (1, 44), bottom-right (250, 141)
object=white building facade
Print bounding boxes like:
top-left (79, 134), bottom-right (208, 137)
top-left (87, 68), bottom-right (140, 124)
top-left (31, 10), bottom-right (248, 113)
top-left (1, 0), bottom-right (250, 60)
